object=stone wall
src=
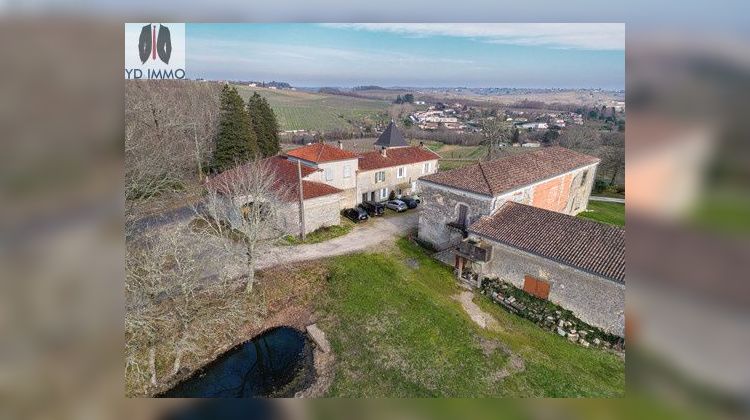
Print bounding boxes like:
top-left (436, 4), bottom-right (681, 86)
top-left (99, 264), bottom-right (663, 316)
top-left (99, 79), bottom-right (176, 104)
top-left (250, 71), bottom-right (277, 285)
top-left (416, 182), bottom-right (494, 250)
top-left (278, 193), bottom-right (342, 236)
top-left (356, 159), bottom-right (439, 204)
top-left (469, 236), bottom-right (625, 336)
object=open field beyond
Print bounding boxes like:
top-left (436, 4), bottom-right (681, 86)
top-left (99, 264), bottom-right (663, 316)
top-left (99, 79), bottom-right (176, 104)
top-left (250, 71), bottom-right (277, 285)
top-left (234, 85), bottom-right (390, 132)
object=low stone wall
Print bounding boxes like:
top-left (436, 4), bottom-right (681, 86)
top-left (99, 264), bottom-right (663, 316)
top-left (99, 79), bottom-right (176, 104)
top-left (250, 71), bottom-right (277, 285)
top-left (481, 278), bottom-right (624, 351)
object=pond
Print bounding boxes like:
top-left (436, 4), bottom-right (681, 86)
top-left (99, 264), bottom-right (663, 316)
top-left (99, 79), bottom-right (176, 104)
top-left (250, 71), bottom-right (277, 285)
top-left (159, 327), bottom-right (315, 398)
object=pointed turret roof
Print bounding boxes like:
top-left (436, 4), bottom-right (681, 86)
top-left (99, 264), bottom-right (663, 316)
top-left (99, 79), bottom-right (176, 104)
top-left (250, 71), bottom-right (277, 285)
top-left (374, 121), bottom-right (409, 148)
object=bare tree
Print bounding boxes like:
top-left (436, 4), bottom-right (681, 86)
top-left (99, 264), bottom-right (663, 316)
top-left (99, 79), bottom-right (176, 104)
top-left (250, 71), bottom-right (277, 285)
top-left (193, 158), bottom-right (290, 294)
top-left (125, 226), bottom-right (209, 389)
top-left (125, 80), bottom-right (220, 222)
top-left (125, 224), bottom-right (262, 394)
top-left (480, 118), bottom-right (512, 159)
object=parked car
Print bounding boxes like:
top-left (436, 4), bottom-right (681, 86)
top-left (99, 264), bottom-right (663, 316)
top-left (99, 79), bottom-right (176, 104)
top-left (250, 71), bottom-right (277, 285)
top-left (385, 200), bottom-right (408, 212)
top-left (400, 196), bottom-right (418, 209)
top-left (409, 194), bottom-right (422, 203)
top-left (360, 201), bottom-right (385, 216)
top-left (343, 207), bottom-right (369, 222)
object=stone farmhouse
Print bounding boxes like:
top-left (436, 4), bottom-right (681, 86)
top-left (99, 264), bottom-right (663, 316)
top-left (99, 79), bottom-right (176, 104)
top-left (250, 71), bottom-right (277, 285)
top-left (417, 147), bottom-right (625, 336)
top-left (208, 122), bottom-right (440, 235)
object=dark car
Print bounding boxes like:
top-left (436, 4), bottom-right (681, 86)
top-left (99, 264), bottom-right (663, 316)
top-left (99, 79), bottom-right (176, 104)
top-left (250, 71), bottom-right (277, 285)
top-left (360, 201), bottom-right (385, 216)
top-left (343, 207), bottom-right (369, 222)
top-left (385, 200), bottom-right (408, 212)
top-left (400, 196), bottom-right (418, 209)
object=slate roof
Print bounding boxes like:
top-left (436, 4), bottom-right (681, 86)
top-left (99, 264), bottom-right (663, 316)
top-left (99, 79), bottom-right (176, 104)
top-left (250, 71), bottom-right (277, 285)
top-left (285, 142), bottom-right (359, 163)
top-left (468, 202), bottom-right (625, 282)
top-left (420, 146), bottom-right (600, 197)
top-left (374, 121), bottom-right (409, 148)
top-left (357, 146), bottom-right (440, 171)
top-left (206, 156), bottom-right (342, 201)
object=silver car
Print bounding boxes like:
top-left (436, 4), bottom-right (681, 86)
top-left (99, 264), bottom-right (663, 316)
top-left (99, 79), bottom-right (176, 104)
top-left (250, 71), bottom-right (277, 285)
top-left (385, 199), bottom-right (408, 212)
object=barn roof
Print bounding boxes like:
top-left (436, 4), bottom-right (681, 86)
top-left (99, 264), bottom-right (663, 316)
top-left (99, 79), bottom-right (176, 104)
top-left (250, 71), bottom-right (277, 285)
top-left (420, 146), bottom-right (599, 197)
top-left (468, 202), bottom-right (625, 282)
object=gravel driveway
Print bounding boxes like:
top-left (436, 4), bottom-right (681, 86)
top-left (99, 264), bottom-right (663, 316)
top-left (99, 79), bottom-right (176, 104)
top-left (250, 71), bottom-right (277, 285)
top-left (256, 211), bottom-right (420, 270)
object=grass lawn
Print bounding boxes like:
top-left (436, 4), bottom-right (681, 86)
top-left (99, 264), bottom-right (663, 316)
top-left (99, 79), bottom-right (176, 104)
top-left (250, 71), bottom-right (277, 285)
top-left (282, 219), bottom-right (355, 245)
top-left (578, 201), bottom-right (625, 227)
top-left (316, 238), bottom-right (625, 397)
top-left (438, 159), bottom-right (478, 172)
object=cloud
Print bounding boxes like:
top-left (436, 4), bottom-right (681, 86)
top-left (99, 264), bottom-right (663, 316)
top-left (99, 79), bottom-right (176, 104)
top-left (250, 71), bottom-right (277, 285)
top-left (321, 23), bottom-right (624, 50)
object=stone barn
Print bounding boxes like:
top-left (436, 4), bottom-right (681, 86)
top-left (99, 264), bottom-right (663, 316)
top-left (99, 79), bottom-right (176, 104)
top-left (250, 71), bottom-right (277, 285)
top-left (417, 146), bottom-right (599, 251)
top-left (461, 202), bottom-right (625, 336)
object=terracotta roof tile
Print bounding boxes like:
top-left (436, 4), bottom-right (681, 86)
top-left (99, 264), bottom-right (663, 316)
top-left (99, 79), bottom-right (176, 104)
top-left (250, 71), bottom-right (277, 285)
top-left (206, 156), bottom-right (341, 201)
top-left (285, 142), bottom-right (359, 163)
top-left (357, 146), bottom-right (440, 171)
top-left (421, 146), bottom-right (599, 196)
top-left (469, 202), bottom-right (625, 282)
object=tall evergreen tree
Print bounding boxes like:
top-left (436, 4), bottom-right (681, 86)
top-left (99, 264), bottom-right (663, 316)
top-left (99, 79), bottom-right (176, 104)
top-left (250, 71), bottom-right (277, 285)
top-left (247, 92), bottom-right (280, 157)
top-left (211, 84), bottom-right (258, 173)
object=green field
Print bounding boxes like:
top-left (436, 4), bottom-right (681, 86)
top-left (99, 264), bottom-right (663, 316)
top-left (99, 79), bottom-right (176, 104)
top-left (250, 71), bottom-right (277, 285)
top-left (578, 201), bottom-right (625, 226)
top-left (234, 86), bottom-right (390, 132)
top-left (317, 238), bottom-right (625, 397)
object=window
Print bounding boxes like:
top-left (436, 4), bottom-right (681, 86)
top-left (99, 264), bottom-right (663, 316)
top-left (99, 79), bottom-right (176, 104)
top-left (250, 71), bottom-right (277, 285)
top-left (397, 167), bottom-right (406, 178)
top-left (523, 275), bottom-right (551, 300)
top-left (397, 188), bottom-right (402, 196)
top-left (325, 168), bottom-right (333, 181)
top-left (422, 162), bottom-right (431, 174)
top-left (580, 170), bottom-right (588, 187)
top-left (343, 165), bottom-right (351, 178)
top-left (375, 171), bottom-right (385, 183)
top-left (379, 188), bottom-right (388, 199)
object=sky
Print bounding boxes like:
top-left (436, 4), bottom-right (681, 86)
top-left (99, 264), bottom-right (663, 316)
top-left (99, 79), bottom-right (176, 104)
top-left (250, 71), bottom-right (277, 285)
top-left (186, 23), bottom-right (625, 89)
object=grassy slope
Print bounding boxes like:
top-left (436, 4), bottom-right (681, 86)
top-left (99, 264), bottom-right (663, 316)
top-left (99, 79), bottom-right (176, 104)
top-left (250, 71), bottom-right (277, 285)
top-left (578, 201), bottom-right (625, 227)
top-left (317, 239), bottom-right (624, 397)
top-left (234, 86), bottom-right (390, 132)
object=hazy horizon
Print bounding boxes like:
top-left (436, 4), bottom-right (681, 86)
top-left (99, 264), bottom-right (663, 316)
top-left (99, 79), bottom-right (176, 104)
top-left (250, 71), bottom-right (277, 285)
top-left (187, 24), bottom-right (625, 90)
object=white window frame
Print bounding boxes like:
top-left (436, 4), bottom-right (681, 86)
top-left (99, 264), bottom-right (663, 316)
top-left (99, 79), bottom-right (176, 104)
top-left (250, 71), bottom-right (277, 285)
top-left (397, 167), bottom-right (406, 178)
top-left (379, 188), bottom-right (388, 199)
top-left (375, 171), bottom-right (385, 183)
top-left (343, 165), bottom-right (351, 178)
top-left (325, 168), bottom-right (333, 181)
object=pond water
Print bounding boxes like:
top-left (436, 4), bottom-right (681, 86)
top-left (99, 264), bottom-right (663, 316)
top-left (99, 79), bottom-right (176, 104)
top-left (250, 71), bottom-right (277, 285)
top-left (159, 327), bottom-right (314, 398)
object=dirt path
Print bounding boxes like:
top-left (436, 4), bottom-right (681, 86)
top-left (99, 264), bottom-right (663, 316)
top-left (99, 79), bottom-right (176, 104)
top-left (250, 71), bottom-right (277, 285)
top-left (454, 290), bottom-right (501, 331)
top-left (455, 289), bottom-right (526, 379)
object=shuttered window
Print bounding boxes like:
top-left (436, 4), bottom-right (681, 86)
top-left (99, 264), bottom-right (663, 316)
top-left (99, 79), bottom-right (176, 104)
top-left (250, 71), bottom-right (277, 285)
top-left (523, 275), bottom-right (551, 300)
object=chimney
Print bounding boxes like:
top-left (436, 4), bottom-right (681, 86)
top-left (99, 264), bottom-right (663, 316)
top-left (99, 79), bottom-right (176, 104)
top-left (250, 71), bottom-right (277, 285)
top-left (380, 146), bottom-right (387, 157)
top-left (338, 140), bottom-right (343, 149)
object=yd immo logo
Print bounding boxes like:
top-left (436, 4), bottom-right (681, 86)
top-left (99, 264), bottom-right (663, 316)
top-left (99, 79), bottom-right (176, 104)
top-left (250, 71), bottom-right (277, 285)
top-left (139, 24), bottom-right (172, 64)
top-left (125, 23), bottom-right (185, 79)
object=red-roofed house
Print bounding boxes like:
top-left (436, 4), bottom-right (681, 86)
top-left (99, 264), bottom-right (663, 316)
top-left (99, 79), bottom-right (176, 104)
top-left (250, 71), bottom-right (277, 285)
top-left (355, 143), bottom-right (440, 203)
top-left (283, 123), bottom-right (440, 206)
top-left (285, 142), bottom-right (360, 208)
